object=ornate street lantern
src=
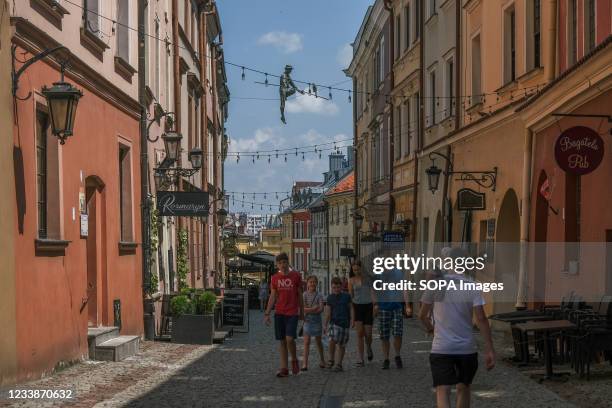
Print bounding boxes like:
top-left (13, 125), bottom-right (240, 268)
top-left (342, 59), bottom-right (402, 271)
top-left (188, 147), bottom-right (203, 170)
top-left (41, 80), bottom-right (83, 144)
top-left (426, 163), bottom-right (442, 194)
top-left (354, 212), bottom-right (364, 230)
top-left (216, 208), bottom-right (228, 227)
top-left (162, 131), bottom-right (182, 162)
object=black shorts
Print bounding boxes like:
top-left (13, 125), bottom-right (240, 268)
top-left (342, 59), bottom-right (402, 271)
top-left (353, 303), bottom-right (373, 325)
top-left (274, 314), bottom-right (298, 340)
top-left (429, 353), bottom-right (478, 387)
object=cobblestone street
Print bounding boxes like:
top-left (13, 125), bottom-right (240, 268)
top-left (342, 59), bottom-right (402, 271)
top-left (2, 310), bottom-right (582, 408)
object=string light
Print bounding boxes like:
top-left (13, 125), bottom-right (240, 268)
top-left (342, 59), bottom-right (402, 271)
top-left (241, 66), bottom-right (245, 80)
top-left (328, 87), bottom-right (332, 100)
top-left (264, 73), bottom-right (269, 86)
top-left (348, 91), bottom-right (352, 103)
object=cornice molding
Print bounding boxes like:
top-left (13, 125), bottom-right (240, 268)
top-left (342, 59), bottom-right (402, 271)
top-left (11, 17), bottom-right (141, 119)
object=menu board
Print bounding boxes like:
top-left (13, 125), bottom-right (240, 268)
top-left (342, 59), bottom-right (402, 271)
top-left (222, 289), bottom-right (249, 332)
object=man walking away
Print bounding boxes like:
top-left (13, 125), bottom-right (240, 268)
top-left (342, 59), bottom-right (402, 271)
top-left (373, 264), bottom-right (410, 369)
top-left (264, 253), bottom-right (304, 377)
top-left (419, 247), bottom-right (496, 408)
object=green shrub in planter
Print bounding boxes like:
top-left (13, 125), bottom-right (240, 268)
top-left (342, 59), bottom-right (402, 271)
top-left (180, 287), bottom-right (195, 297)
top-left (170, 295), bottom-right (194, 316)
top-left (196, 291), bottom-right (217, 315)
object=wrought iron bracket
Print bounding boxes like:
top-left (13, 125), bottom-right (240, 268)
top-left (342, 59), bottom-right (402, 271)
top-left (428, 152), bottom-right (497, 191)
top-left (154, 166), bottom-right (199, 179)
top-left (12, 45), bottom-right (69, 99)
top-left (146, 103), bottom-right (176, 143)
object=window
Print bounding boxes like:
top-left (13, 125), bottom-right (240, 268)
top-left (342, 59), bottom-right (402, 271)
top-left (184, 0), bottom-right (190, 41)
top-left (395, 14), bottom-right (401, 59)
top-left (119, 144), bottom-right (133, 241)
top-left (568, 0), bottom-right (577, 66)
top-left (471, 34), bottom-right (482, 104)
top-left (446, 57), bottom-right (454, 117)
top-left (415, 0), bottom-right (420, 40)
top-left (394, 105), bottom-right (401, 160)
top-left (402, 98), bottom-right (410, 157)
top-left (527, 0), bottom-right (541, 71)
top-left (343, 205), bottom-right (348, 224)
top-left (36, 108), bottom-right (60, 240)
top-left (404, 5), bottom-right (410, 50)
top-left (84, 0), bottom-right (100, 34)
top-left (154, 20), bottom-right (160, 96)
top-left (504, 6), bottom-right (517, 84)
top-left (533, 0), bottom-right (541, 68)
top-left (429, 69), bottom-right (436, 125)
top-left (429, 0), bottom-right (436, 18)
top-left (116, 0), bottom-right (129, 61)
top-left (585, 0), bottom-right (596, 52)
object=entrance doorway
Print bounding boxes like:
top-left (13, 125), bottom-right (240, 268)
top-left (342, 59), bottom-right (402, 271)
top-left (494, 189), bottom-right (520, 313)
top-left (85, 176), bottom-right (106, 327)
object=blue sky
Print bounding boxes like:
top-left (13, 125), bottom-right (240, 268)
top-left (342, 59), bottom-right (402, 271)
top-left (217, 0), bottom-right (372, 215)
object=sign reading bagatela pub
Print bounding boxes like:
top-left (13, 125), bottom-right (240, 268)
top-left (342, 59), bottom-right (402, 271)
top-left (157, 191), bottom-right (210, 216)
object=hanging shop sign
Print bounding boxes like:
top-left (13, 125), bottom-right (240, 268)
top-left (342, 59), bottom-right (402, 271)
top-left (156, 191), bottom-right (209, 216)
top-left (554, 126), bottom-right (604, 176)
top-left (457, 188), bottom-right (486, 211)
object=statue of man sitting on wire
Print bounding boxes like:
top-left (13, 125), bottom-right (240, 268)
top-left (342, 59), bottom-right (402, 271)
top-left (279, 65), bottom-right (303, 124)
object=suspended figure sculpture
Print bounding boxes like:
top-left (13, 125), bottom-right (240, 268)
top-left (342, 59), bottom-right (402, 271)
top-left (279, 65), bottom-right (303, 124)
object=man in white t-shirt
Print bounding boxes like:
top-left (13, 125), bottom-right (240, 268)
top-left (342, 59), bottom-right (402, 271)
top-left (419, 247), bottom-right (495, 408)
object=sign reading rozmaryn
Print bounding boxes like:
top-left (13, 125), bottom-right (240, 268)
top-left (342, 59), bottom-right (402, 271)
top-left (156, 191), bottom-right (210, 216)
top-left (554, 126), bottom-right (604, 175)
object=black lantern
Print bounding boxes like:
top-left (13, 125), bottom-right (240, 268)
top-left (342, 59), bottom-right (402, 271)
top-left (216, 208), bottom-right (228, 227)
top-left (42, 81), bottom-right (83, 144)
top-left (162, 131), bottom-right (182, 162)
top-left (354, 212), bottom-right (364, 230)
top-left (154, 171), bottom-right (165, 191)
top-left (188, 147), bottom-right (203, 170)
top-left (426, 163), bottom-right (442, 194)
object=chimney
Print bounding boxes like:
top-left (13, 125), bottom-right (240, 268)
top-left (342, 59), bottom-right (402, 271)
top-left (329, 151), bottom-right (345, 172)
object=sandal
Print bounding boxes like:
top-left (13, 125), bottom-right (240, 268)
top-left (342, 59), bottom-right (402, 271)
top-left (332, 364), bottom-right (343, 372)
top-left (301, 366), bottom-right (308, 371)
top-left (355, 361), bottom-right (365, 367)
top-left (319, 362), bottom-right (327, 369)
top-left (276, 368), bottom-right (289, 377)
top-left (327, 360), bottom-right (335, 369)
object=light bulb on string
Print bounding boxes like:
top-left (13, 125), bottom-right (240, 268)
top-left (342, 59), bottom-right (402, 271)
top-left (253, 193), bottom-right (256, 200)
top-left (236, 154), bottom-right (240, 163)
top-left (284, 154), bottom-right (287, 162)
top-left (319, 151), bottom-right (322, 159)
top-left (275, 150), bottom-right (279, 159)
top-left (242, 193), bottom-right (245, 199)
top-left (261, 204), bottom-right (263, 210)
top-left (302, 152), bottom-right (305, 161)
top-left (295, 148), bottom-right (298, 157)
top-left (256, 152), bottom-right (260, 160)
top-left (251, 203), bottom-right (254, 209)
top-left (264, 193), bottom-right (267, 199)
top-left (252, 155), bottom-right (255, 163)
top-left (348, 91), bottom-right (352, 103)
top-left (328, 87), bottom-right (332, 100)
top-left (264, 73), bottom-right (269, 87)
top-left (241, 67), bottom-right (245, 81)
top-left (268, 155), bottom-right (271, 163)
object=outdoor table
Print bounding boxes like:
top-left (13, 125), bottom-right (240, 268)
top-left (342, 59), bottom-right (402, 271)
top-left (490, 314), bottom-right (554, 363)
top-left (514, 320), bottom-right (576, 381)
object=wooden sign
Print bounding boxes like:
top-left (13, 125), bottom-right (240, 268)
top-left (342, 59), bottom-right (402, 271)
top-left (157, 191), bottom-right (210, 216)
top-left (554, 126), bottom-right (604, 175)
top-left (457, 188), bottom-right (486, 211)
top-left (222, 289), bottom-right (249, 332)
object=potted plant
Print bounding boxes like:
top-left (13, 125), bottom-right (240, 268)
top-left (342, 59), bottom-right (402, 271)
top-left (171, 291), bottom-right (217, 345)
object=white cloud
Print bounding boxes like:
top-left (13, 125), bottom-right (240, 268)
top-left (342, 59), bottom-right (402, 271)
top-left (337, 43), bottom-right (353, 68)
top-left (257, 31), bottom-right (303, 54)
top-left (286, 93), bottom-right (339, 116)
top-left (231, 127), bottom-right (285, 152)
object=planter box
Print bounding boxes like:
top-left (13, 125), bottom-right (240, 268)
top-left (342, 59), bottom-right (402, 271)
top-left (172, 314), bottom-right (214, 345)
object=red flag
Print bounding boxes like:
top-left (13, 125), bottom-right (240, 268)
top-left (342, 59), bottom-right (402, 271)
top-left (539, 178), bottom-right (551, 201)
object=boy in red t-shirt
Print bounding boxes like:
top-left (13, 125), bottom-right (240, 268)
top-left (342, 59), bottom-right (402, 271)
top-left (264, 252), bottom-right (304, 377)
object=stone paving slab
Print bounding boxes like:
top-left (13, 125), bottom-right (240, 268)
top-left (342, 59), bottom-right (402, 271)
top-left (0, 310), bottom-right (589, 407)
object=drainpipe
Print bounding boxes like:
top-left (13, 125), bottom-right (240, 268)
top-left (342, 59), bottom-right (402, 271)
top-left (211, 45), bottom-right (220, 286)
top-left (199, 4), bottom-right (209, 288)
top-left (384, 0), bottom-right (395, 230)
top-left (544, 0), bottom-right (557, 81)
top-left (413, 0), bottom-right (425, 246)
top-left (516, 128), bottom-right (534, 309)
top-left (352, 77), bottom-right (359, 258)
top-left (171, 0), bottom-right (182, 289)
top-left (138, 0), bottom-right (154, 340)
